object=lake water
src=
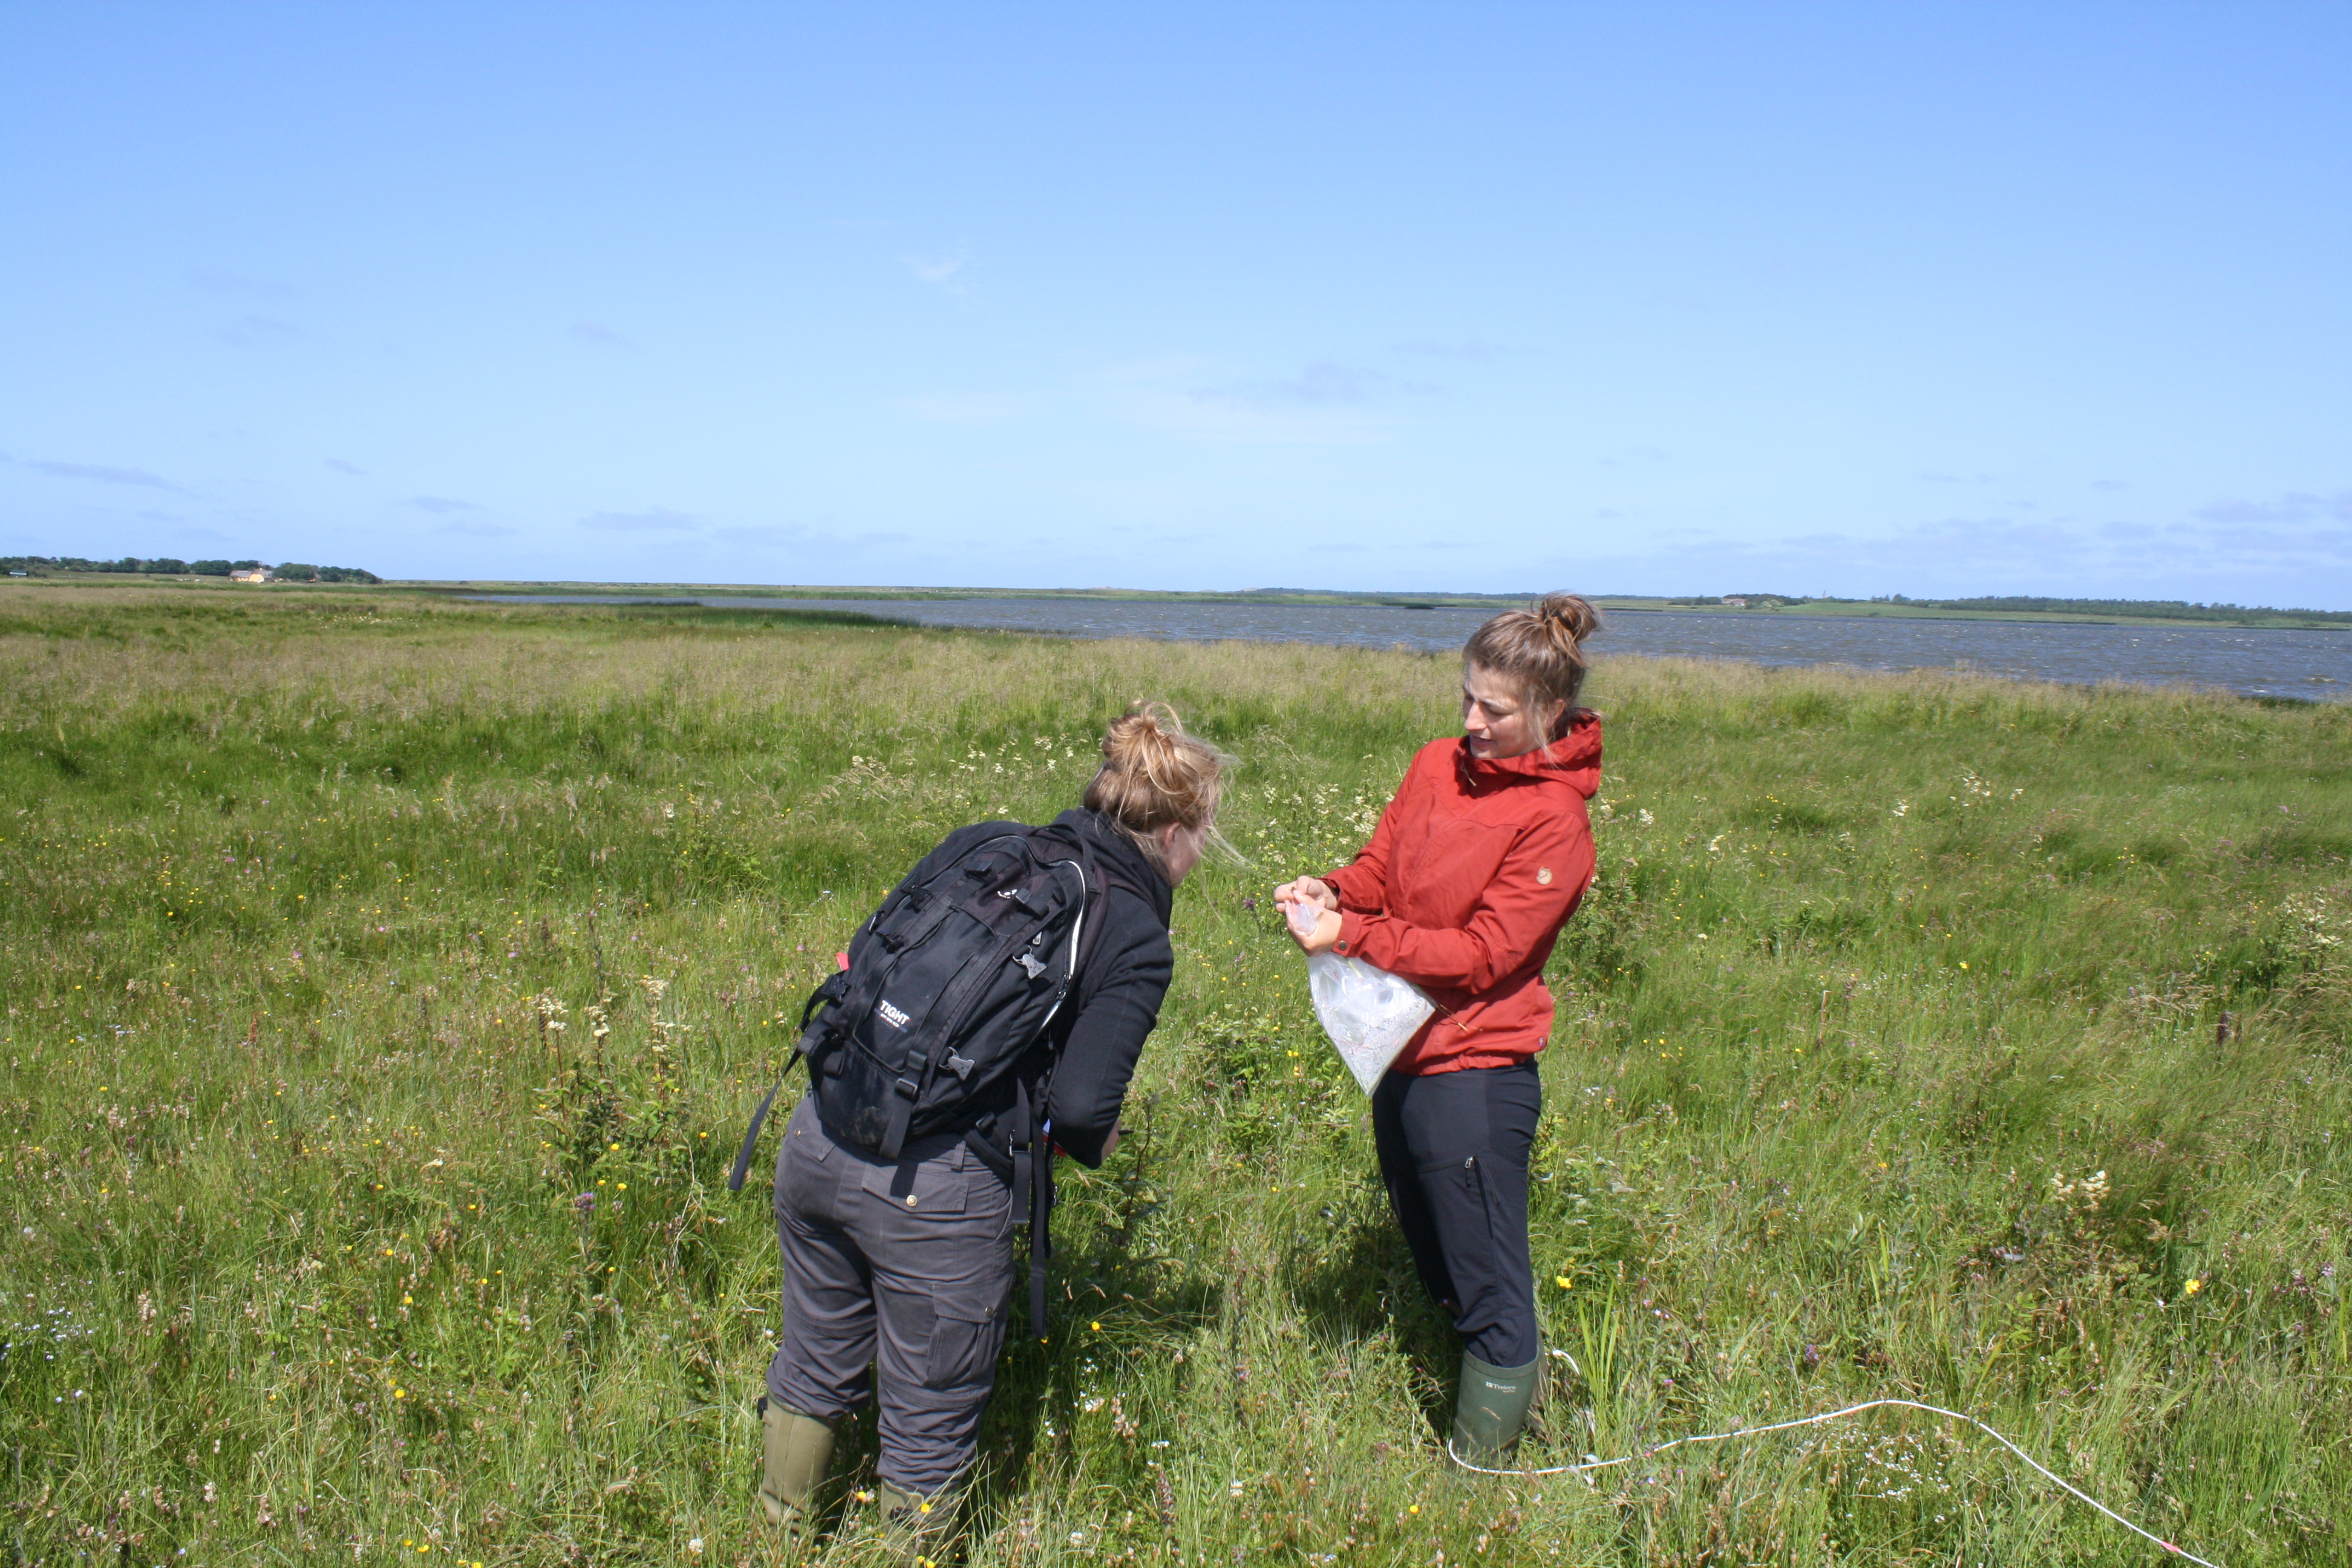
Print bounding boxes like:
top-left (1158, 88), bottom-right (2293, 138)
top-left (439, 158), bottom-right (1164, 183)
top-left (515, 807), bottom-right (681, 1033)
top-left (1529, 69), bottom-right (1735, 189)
top-left (471, 595), bottom-right (2352, 702)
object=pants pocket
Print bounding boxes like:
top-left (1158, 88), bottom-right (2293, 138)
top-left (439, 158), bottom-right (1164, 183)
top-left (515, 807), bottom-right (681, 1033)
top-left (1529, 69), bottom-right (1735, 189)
top-left (923, 1309), bottom-right (988, 1392)
top-left (857, 1151), bottom-right (970, 1214)
top-left (1416, 1152), bottom-right (1489, 1198)
top-left (875, 1255), bottom-right (1012, 1396)
top-left (921, 1289), bottom-right (1008, 1392)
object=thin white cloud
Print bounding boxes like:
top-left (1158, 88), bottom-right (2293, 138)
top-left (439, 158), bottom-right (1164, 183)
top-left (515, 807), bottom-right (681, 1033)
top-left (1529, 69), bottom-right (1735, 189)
top-left (325, 459), bottom-right (364, 476)
top-left (409, 495), bottom-right (480, 514)
top-left (1192, 361), bottom-right (1385, 409)
top-left (2195, 491), bottom-right (2352, 525)
top-left (1094, 356), bottom-right (1403, 445)
top-left (2192, 523), bottom-right (2352, 560)
top-left (903, 246), bottom-right (972, 292)
top-left (29, 460), bottom-right (179, 491)
top-left (705, 523), bottom-right (910, 555)
top-left (439, 519), bottom-right (517, 537)
top-left (1124, 392), bottom-right (1400, 445)
top-left (580, 508), bottom-right (702, 532)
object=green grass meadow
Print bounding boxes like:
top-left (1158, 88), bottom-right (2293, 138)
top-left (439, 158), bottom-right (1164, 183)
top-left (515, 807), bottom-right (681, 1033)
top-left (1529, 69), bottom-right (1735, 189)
top-left (4, 582), bottom-right (2349, 1566)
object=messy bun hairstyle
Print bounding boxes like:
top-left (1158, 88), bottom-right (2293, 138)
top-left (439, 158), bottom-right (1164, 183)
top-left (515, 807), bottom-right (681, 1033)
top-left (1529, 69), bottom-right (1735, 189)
top-left (1462, 592), bottom-right (1601, 743)
top-left (1082, 701), bottom-right (1233, 877)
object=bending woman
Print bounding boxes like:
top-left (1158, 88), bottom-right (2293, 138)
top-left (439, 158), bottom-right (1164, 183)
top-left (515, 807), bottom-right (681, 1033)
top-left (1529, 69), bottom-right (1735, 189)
top-left (762, 705), bottom-right (1226, 1551)
top-left (1277, 595), bottom-right (1602, 1463)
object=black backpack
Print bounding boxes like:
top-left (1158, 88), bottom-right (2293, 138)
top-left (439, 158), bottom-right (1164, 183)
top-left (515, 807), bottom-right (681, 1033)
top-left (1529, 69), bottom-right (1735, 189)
top-left (728, 822), bottom-right (1108, 1333)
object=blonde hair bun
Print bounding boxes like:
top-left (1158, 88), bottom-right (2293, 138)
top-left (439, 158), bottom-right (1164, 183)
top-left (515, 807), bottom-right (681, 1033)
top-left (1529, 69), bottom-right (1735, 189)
top-left (1100, 702), bottom-right (1186, 779)
top-left (1083, 702), bottom-right (1233, 870)
top-left (1536, 592), bottom-right (1602, 649)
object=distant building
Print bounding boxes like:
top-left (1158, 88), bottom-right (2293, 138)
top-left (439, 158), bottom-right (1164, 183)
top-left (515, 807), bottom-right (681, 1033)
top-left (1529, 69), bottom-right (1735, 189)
top-left (230, 569), bottom-right (272, 583)
top-left (7, 569), bottom-right (25, 578)
top-left (1720, 596), bottom-right (1748, 607)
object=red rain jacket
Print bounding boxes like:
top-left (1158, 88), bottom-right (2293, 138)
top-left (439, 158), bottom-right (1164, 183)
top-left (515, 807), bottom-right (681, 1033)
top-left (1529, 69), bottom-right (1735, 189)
top-left (1322, 716), bottom-right (1602, 1074)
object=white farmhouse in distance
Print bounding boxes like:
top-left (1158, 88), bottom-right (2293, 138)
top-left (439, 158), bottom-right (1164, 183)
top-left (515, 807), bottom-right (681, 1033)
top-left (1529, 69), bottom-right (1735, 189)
top-left (230, 568), bottom-right (272, 583)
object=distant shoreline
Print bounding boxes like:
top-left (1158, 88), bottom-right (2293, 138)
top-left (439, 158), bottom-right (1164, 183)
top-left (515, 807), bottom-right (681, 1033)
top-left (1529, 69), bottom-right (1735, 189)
top-left (409, 580), bottom-right (2352, 632)
top-left (10, 571), bottom-right (2348, 632)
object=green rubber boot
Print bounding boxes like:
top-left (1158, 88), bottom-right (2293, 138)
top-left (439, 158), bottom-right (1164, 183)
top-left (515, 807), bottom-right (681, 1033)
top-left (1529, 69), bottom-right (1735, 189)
top-left (757, 1397), bottom-right (835, 1540)
top-left (877, 1477), bottom-right (956, 1568)
top-left (1451, 1350), bottom-right (1541, 1468)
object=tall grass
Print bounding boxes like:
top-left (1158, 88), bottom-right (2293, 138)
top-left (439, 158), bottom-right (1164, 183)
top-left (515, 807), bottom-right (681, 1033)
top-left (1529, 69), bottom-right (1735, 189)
top-left (3, 581), bottom-right (2348, 1566)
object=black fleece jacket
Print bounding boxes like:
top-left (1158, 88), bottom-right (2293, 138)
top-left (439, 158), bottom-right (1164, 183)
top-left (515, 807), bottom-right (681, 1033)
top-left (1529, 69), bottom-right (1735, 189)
top-left (881, 808), bottom-right (1174, 1169)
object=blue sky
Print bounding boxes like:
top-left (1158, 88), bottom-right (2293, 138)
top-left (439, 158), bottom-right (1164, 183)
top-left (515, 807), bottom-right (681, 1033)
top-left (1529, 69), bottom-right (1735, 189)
top-left (4, 4), bottom-right (2348, 603)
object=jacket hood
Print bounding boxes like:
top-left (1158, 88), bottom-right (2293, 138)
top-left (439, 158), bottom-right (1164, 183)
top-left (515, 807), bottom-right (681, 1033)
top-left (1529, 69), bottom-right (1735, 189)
top-left (1453, 711), bottom-right (1603, 800)
top-left (1054, 809), bottom-right (1176, 928)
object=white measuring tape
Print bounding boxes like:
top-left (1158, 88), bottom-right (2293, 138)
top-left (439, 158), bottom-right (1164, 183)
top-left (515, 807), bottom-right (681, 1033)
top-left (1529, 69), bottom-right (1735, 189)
top-left (1445, 1396), bottom-right (2221, 1568)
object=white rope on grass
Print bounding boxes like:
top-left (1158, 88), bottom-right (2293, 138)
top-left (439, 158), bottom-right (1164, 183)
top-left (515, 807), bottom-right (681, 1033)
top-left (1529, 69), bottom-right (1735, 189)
top-left (1446, 1396), bottom-right (2222, 1568)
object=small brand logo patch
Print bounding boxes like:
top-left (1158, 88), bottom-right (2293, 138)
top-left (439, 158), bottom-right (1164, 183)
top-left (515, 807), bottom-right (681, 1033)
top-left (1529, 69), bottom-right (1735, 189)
top-left (876, 999), bottom-right (911, 1030)
top-left (1537, 866), bottom-right (1553, 885)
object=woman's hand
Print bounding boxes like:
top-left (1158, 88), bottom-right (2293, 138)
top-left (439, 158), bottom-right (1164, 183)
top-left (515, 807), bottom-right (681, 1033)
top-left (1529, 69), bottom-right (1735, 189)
top-left (1276, 897), bottom-right (1342, 956)
top-left (1289, 906), bottom-right (1342, 955)
top-left (1275, 877), bottom-right (1342, 953)
top-left (1274, 876), bottom-right (1338, 913)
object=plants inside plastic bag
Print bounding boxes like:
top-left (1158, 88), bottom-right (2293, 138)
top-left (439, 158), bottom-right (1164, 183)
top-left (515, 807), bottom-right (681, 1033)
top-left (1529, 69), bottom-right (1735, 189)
top-left (1287, 900), bottom-right (1433, 1092)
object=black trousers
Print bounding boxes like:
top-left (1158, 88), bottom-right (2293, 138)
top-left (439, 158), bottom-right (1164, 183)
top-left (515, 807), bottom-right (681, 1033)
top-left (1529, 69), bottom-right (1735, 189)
top-left (1371, 1060), bottom-right (1541, 1368)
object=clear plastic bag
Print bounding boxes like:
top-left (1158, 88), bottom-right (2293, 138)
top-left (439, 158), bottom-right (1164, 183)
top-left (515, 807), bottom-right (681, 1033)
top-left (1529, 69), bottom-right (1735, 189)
top-left (1289, 901), bottom-right (1434, 1093)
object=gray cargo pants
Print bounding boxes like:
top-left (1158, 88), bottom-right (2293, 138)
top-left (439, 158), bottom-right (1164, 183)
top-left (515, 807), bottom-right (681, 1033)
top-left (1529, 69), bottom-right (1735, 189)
top-left (766, 1094), bottom-right (1016, 1497)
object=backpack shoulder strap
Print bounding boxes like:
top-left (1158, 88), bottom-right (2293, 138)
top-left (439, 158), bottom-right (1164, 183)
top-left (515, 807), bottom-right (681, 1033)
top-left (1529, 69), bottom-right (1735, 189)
top-left (725, 1055), bottom-right (800, 1193)
top-left (725, 971), bottom-right (849, 1192)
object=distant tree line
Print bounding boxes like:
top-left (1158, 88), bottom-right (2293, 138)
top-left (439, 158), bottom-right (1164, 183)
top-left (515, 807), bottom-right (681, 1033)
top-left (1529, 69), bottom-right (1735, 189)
top-left (1, 556), bottom-right (380, 583)
top-left (269, 564), bottom-right (383, 583)
top-left (2, 555), bottom-right (263, 576)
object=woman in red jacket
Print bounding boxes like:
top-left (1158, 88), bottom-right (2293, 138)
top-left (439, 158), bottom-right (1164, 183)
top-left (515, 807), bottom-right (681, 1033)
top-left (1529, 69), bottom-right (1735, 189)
top-left (1277, 593), bottom-right (1601, 1464)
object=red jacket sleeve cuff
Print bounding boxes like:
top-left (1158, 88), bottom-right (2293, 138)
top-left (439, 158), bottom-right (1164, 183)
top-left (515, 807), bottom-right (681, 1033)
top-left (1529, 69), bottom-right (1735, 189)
top-left (1333, 910), bottom-right (1370, 960)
